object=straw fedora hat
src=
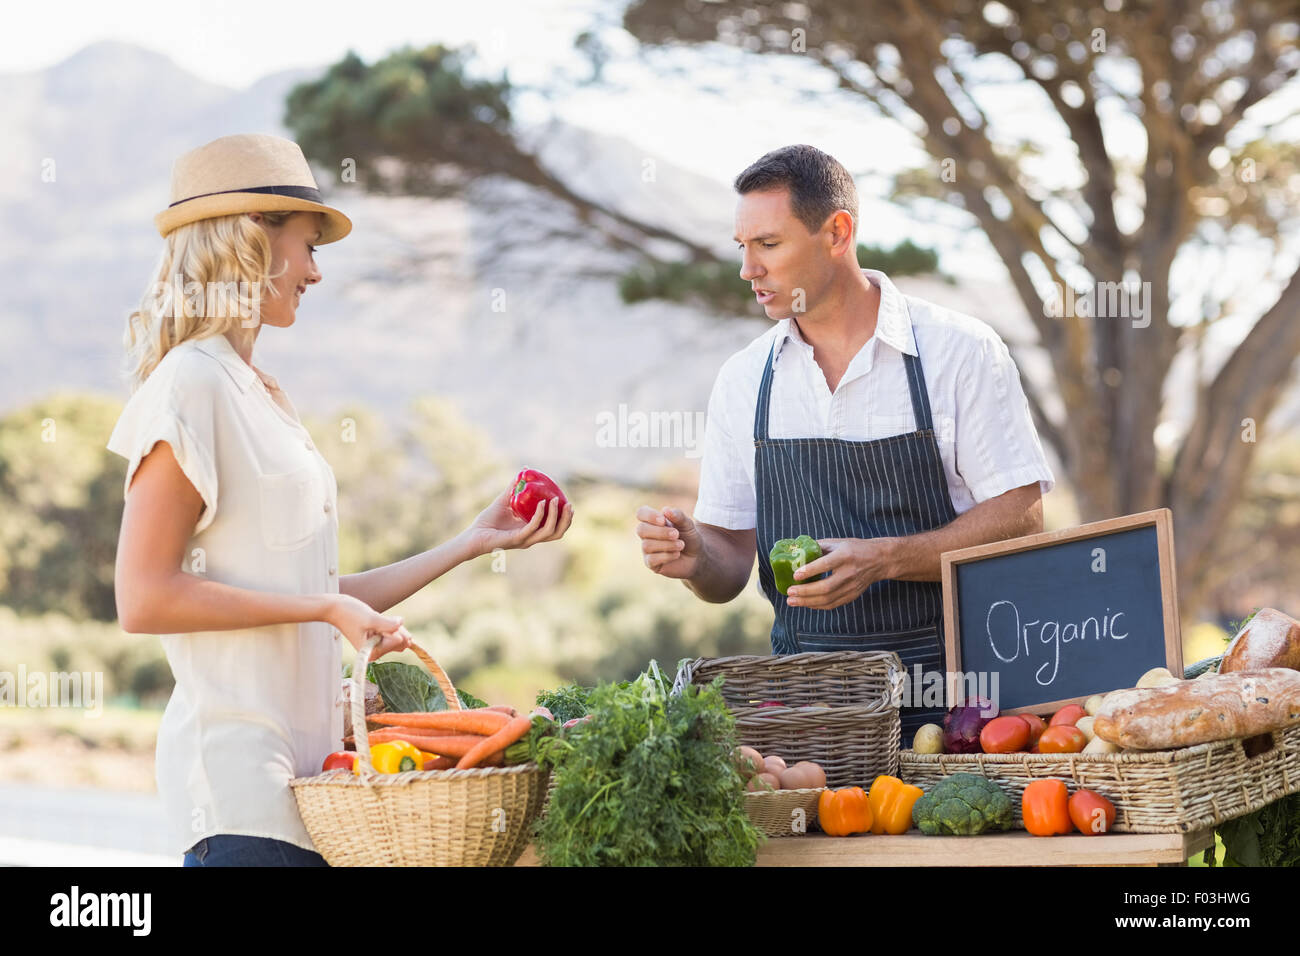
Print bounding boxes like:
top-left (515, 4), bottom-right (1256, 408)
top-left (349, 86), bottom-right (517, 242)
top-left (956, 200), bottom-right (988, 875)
top-left (154, 133), bottom-right (352, 243)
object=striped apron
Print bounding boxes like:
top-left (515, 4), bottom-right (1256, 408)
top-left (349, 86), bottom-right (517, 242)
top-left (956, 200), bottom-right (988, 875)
top-left (753, 339), bottom-right (959, 747)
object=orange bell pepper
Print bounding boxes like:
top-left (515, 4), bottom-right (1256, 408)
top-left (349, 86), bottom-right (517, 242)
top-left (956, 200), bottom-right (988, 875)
top-left (817, 786), bottom-right (874, 837)
top-left (867, 775), bottom-right (924, 835)
top-left (1022, 779), bottom-right (1073, 836)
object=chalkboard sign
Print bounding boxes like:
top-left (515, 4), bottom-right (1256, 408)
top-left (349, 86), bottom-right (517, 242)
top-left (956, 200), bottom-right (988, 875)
top-left (940, 509), bottom-right (1182, 716)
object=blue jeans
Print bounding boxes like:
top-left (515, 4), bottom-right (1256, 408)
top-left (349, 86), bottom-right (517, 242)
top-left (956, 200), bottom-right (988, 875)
top-left (183, 835), bottom-right (329, 867)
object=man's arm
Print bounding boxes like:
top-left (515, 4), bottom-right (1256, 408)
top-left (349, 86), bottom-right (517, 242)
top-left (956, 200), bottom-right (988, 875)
top-left (885, 482), bottom-right (1043, 581)
top-left (683, 521), bottom-right (757, 604)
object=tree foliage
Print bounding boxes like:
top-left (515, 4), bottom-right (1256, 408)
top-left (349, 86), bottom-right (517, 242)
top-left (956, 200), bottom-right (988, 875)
top-left (620, 0), bottom-right (1300, 618)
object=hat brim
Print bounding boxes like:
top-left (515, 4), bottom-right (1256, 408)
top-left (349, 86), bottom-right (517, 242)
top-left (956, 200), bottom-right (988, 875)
top-left (155, 193), bottom-right (352, 243)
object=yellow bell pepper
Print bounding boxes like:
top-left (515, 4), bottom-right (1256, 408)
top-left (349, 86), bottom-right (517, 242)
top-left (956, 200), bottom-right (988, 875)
top-left (868, 774), bottom-right (924, 834)
top-left (817, 787), bottom-right (874, 837)
top-left (363, 740), bottom-right (424, 774)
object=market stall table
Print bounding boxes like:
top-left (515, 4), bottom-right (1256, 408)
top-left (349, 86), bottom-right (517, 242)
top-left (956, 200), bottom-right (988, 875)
top-left (514, 828), bottom-right (1215, 867)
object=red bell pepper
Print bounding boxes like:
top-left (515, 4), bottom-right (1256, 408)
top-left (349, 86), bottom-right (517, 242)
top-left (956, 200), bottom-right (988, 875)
top-left (509, 468), bottom-right (567, 523)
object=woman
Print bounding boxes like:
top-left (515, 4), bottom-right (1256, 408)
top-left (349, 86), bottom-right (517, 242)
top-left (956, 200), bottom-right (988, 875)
top-left (107, 133), bottom-right (573, 867)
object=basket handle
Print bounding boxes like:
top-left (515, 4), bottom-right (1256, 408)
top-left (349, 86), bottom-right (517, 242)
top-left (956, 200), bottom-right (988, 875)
top-left (670, 658), bottom-right (703, 697)
top-left (351, 632), bottom-right (462, 777)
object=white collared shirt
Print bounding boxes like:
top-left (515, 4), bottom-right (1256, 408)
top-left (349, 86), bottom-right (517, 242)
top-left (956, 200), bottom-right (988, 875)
top-left (694, 269), bottom-right (1055, 530)
top-left (106, 333), bottom-right (343, 858)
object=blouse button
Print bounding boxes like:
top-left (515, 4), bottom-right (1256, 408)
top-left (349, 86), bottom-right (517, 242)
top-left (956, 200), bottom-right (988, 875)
top-left (328, 566), bottom-right (337, 576)
top-left (304, 440), bottom-right (314, 451)
top-left (323, 501), bottom-right (332, 514)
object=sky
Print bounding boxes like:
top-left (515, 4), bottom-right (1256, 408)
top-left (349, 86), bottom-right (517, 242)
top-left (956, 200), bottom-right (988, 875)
top-left (5, 0), bottom-right (1297, 295)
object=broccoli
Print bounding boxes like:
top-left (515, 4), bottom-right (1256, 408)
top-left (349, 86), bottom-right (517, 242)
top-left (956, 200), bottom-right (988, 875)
top-left (912, 773), bottom-right (1016, 835)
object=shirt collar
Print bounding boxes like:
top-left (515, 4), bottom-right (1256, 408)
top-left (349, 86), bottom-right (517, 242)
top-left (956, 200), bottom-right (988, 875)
top-left (190, 334), bottom-right (260, 393)
top-left (772, 267), bottom-right (917, 365)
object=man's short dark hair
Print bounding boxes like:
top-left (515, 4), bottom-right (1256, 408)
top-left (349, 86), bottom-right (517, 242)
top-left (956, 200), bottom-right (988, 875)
top-left (733, 145), bottom-right (859, 236)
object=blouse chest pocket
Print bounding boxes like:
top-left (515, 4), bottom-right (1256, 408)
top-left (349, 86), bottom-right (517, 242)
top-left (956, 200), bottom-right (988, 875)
top-left (258, 466), bottom-right (323, 551)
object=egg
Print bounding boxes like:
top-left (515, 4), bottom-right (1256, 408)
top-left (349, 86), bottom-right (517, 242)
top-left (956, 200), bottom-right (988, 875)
top-left (734, 746), bottom-right (764, 778)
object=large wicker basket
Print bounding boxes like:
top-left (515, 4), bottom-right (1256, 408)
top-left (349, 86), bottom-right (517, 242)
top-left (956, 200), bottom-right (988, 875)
top-left (290, 635), bottom-right (549, 866)
top-left (901, 723), bottom-right (1300, 833)
top-left (673, 652), bottom-right (903, 789)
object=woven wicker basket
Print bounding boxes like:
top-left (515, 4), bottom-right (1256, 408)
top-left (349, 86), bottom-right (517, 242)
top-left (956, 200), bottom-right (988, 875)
top-left (744, 788), bottom-right (824, 837)
top-left (901, 723), bottom-right (1300, 833)
top-left (291, 635), bottom-right (549, 866)
top-left (673, 652), bottom-right (903, 788)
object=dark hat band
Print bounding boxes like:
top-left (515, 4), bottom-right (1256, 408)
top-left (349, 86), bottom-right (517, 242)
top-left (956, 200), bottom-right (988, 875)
top-left (168, 184), bottom-right (323, 208)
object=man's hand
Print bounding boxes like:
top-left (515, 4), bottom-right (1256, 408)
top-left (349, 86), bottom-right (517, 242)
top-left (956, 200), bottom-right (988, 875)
top-left (785, 537), bottom-right (897, 610)
top-left (635, 506), bottom-right (703, 579)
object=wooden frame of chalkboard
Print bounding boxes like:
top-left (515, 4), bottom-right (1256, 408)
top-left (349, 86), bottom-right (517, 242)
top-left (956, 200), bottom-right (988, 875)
top-left (940, 508), bottom-right (1182, 717)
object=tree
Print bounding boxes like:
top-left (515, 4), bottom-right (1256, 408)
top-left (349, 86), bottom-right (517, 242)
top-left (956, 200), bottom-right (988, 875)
top-left (284, 45), bottom-right (719, 267)
top-left (0, 394), bottom-right (126, 620)
top-left (620, 0), bottom-right (1300, 619)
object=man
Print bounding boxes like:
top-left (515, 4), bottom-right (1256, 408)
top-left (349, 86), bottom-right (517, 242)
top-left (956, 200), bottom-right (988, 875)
top-left (635, 145), bottom-right (1054, 744)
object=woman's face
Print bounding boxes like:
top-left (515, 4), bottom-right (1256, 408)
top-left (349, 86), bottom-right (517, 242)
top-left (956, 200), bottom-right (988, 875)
top-left (248, 211), bottom-right (323, 329)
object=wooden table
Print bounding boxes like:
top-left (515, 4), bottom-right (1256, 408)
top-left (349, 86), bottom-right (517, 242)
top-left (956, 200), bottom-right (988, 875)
top-left (515, 828), bottom-right (1214, 866)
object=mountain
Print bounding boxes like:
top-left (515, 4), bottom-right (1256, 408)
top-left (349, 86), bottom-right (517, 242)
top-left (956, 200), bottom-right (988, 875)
top-left (2, 41), bottom-right (1291, 492)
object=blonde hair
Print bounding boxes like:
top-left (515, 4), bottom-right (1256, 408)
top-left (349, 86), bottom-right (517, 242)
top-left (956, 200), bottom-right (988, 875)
top-left (121, 209), bottom-right (309, 392)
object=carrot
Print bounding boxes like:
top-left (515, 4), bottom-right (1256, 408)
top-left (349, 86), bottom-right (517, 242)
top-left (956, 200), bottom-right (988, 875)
top-left (479, 705), bottom-right (518, 717)
top-left (367, 727), bottom-right (478, 741)
top-left (423, 755), bottom-right (457, 770)
top-left (368, 711), bottom-right (510, 734)
top-left (457, 715), bottom-right (533, 769)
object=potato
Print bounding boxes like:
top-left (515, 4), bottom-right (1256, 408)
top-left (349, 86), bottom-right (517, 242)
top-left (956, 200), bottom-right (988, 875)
top-left (746, 772), bottom-right (781, 793)
top-left (1075, 715), bottom-right (1096, 742)
top-left (1083, 735), bottom-right (1120, 755)
top-left (735, 746), bottom-right (764, 778)
top-left (912, 723), bottom-right (944, 754)
top-left (1084, 694), bottom-right (1105, 717)
top-left (1137, 667), bottom-right (1179, 689)
top-left (763, 755), bottom-right (788, 775)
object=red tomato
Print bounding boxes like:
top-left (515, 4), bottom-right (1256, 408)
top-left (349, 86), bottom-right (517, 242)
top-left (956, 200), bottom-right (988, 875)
top-left (1038, 725), bottom-right (1087, 754)
top-left (1049, 704), bottom-right (1087, 727)
top-left (322, 751), bottom-right (358, 772)
top-left (1019, 713), bottom-right (1047, 747)
top-left (1069, 789), bottom-right (1117, 835)
top-left (979, 715), bottom-right (1031, 753)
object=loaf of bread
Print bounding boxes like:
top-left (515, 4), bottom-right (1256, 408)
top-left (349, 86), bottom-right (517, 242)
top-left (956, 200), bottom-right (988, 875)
top-left (1221, 608), bottom-right (1300, 673)
top-left (1094, 668), bottom-right (1300, 750)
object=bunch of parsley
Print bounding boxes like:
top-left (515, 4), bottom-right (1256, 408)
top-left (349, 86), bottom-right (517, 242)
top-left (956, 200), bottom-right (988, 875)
top-left (531, 662), bottom-right (762, 866)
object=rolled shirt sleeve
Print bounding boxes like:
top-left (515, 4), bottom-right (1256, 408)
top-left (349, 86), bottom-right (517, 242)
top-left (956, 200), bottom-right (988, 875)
top-left (107, 375), bottom-right (220, 536)
top-left (952, 332), bottom-right (1056, 504)
top-left (693, 361), bottom-right (759, 530)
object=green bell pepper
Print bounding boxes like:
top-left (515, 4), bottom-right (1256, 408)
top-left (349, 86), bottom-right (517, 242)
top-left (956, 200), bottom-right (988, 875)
top-left (769, 535), bottom-right (825, 595)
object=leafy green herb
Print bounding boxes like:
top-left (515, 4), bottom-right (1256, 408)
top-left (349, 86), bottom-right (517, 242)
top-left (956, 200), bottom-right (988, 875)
top-left (365, 661), bottom-right (484, 713)
top-left (532, 661), bottom-right (761, 867)
top-left (1216, 793), bottom-right (1300, 867)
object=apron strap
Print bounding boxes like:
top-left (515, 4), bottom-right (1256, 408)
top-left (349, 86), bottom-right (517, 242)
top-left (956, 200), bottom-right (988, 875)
top-left (903, 349), bottom-right (936, 433)
top-left (753, 341), bottom-right (778, 442)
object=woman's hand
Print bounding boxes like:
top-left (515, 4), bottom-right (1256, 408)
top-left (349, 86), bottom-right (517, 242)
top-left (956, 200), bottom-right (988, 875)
top-left (462, 485), bottom-right (573, 558)
top-left (325, 593), bottom-right (414, 659)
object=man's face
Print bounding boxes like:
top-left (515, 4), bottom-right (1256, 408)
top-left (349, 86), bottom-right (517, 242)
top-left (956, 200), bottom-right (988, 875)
top-left (734, 187), bottom-right (832, 320)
